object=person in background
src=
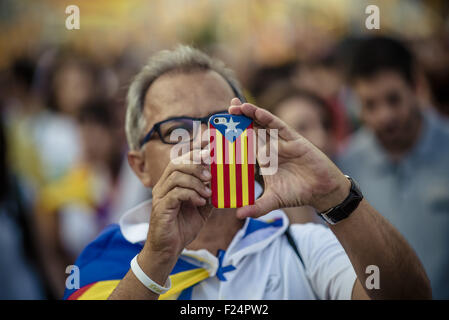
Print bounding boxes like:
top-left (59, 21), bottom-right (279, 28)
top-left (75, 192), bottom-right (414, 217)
top-left (3, 56), bottom-right (45, 193)
top-left (274, 88), bottom-right (336, 157)
top-left (0, 114), bottom-right (51, 299)
top-left (337, 36), bottom-right (449, 299)
top-left (101, 51), bottom-right (153, 224)
top-left (273, 87), bottom-right (336, 224)
top-left (37, 101), bottom-right (122, 296)
top-left (34, 53), bottom-right (99, 183)
top-left (290, 53), bottom-right (351, 148)
top-left (411, 35), bottom-right (449, 118)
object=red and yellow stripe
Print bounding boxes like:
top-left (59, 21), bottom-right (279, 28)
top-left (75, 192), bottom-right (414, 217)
top-left (210, 123), bottom-right (255, 208)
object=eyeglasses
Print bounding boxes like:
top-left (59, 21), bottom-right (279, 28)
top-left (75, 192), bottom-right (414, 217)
top-left (139, 110), bottom-right (228, 147)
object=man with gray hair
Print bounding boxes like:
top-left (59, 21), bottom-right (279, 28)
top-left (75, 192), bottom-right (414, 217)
top-left (64, 45), bottom-right (430, 300)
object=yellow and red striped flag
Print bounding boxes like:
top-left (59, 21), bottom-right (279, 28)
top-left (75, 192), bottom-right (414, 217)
top-left (209, 114), bottom-right (255, 208)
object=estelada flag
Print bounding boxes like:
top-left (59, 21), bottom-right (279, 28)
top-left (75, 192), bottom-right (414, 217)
top-left (209, 114), bottom-right (255, 208)
top-left (63, 224), bottom-right (214, 300)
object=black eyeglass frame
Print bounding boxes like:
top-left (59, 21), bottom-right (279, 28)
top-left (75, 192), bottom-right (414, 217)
top-left (139, 110), bottom-right (230, 147)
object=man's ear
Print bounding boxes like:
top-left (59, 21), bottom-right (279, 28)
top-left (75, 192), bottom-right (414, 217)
top-left (128, 150), bottom-right (152, 188)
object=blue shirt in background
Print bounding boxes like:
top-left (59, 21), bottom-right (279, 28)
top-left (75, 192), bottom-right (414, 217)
top-left (337, 111), bottom-right (449, 299)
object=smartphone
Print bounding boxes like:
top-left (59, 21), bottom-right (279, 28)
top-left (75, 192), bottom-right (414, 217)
top-left (209, 113), bottom-right (255, 208)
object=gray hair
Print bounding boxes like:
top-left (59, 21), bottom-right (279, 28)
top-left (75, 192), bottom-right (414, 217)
top-left (125, 45), bottom-right (243, 150)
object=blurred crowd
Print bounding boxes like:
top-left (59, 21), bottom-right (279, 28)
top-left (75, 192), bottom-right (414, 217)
top-left (0, 46), bottom-right (153, 298)
top-left (1, 0), bottom-right (449, 300)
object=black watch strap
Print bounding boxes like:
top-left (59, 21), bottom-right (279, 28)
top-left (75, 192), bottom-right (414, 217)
top-left (318, 176), bottom-right (363, 225)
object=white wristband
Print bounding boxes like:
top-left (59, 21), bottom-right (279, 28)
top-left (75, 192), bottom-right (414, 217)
top-left (130, 254), bottom-right (171, 295)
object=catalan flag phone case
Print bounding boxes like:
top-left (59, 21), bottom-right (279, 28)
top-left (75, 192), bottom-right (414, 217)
top-left (209, 113), bottom-right (255, 208)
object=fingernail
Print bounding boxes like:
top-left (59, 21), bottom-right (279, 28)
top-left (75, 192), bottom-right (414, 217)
top-left (205, 186), bottom-right (211, 194)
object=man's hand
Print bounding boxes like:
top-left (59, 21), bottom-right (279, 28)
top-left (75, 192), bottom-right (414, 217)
top-left (230, 99), bottom-right (431, 299)
top-left (229, 99), bottom-right (350, 219)
top-left (110, 150), bottom-right (213, 299)
top-left (136, 150), bottom-right (213, 288)
top-left (146, 150), bottom-right (213, 258)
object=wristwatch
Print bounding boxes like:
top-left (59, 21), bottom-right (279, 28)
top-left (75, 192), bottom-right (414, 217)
top-left (318, 175), bottom-right (363, 225)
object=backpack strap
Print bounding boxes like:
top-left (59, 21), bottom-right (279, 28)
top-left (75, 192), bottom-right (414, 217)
top-left (285, 226), bottom-right (320, 299)
top-left (284, 226), bottom-right (305, 268)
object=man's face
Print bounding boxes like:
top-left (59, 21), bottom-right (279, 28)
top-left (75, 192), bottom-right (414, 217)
top-left (131, 70), bottom-right (234, 187)
top-left (353, 71), bottom-right (419, 152)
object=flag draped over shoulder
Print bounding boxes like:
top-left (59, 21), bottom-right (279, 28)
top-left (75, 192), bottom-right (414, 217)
top-left (64, 213), bottom-right (287, 300)
top-left (209, 114), bottom-right (255, 208)
top-left (63, 224), bottom-right (212, 300)
top-left (63, 224), bottom-right (141, 300)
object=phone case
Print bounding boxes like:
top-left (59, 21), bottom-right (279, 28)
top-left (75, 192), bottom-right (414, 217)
top-left (209, 113), bottom-right (255, 208)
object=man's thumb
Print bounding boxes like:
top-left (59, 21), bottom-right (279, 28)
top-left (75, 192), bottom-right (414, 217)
top-left (236, 191), bottom-right (279, 219)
